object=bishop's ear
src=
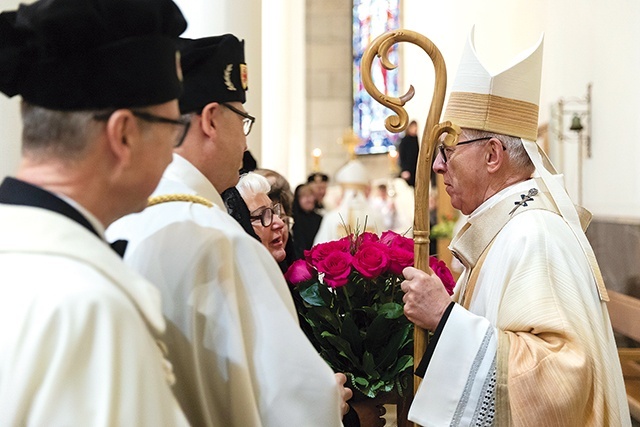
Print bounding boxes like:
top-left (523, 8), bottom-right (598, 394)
top-left (486, 137), bottom-right (506, 172)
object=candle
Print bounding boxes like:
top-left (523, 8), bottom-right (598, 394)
top-left (312, 148), bottom-right (322, 171)
top-left (388, 148), bottom-right (398, 173)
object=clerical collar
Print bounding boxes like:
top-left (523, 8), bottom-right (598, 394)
top-left (467, 179), bottom-right (535, 221)
top-left (0, 177), bottom-right (104, 238)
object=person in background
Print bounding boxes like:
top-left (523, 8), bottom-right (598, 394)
top-left (369, 183), bottom-right (397, 231)
top-left (314, 160), bottom-right (383, 244)
top-left (242, 149), bottom-right (258, 173)
top-left (0, 0), bottom-right (189, 424)
top-left (307, 171), bottom-right (329, 214)
top-left (254, 168), bottom-right (294, 216)
top-left (401, 30), bottom-right (630, 426)
top-left (107, 34), bottom-right (353, 426)
top-left (291, 183), bottom-right (323, 259)
top-left (398, 120), bottom-right (419, 187)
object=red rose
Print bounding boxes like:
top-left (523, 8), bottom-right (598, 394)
top-left (387, 246), bottom-right (414, 275)
top-left (430, 256), bottom-right (456, 295)
top-left (352, 242), bottom-right (390, 279)
top-left (380, 230), bottom-right (414, 252)
top-left (305, 239), bottom-right (351, 267)
top-left (317, 251), bottom-right (353, 288)
top-left (356, 232), bottom-right (379, 246)
top-left (284, 259), bottom-right (316, 285)
top-left (379, 230), bottom-right (400, 246)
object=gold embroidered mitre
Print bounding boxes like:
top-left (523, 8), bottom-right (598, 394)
top-left (443, 28), bottom-right (544, 141)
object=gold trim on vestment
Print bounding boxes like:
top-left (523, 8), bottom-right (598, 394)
top-left (444, 92), bottom-right (539, 141)
top-left (147, 194), bottom-right (213, 208)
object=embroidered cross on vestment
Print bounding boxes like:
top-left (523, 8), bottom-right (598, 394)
top-left (508, 188), bottom-right (538, 215)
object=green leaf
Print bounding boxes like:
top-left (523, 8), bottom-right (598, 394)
top-left (298, 281), bottom-right (326, 306)
top-left (321, 332), bottom-right (359, 365)
top-left (392, 354), bottom-right (414, 374)
top-left (377, 302), bottom-right (404, 319)
top-left (353, 376), bottom-right (369, 387)
top-left (363, 314), bottom-right (392, 349)
top-left (375, 325), bottom-right (412, 369)
top-left (307, 307), bottom-right (340, 331)
top-left (340, 313), bottom-right (362, 356)
top-left (362, 351), bottom-right (379, 379)
top-left (318, 281), bottom-right (335, 306)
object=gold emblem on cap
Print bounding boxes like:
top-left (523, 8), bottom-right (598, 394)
top-left (240, 64), bottom-right (248, 90)
top-left (175, 51), bottom-right (183, 82)
top-left (224, 64), bottom-right (237, 91)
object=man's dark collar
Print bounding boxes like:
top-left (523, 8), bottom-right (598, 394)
top-left (0, 177), bottom-right (99, 238)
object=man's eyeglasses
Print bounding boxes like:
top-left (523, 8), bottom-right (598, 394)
top-left (94, 110), bottom-right (191, 148)
top-left (222, 103), bottom-right (255, 136)
top-left (437, 137), bottom-right (495, 163)
top-left (250, 203), bottom-right (282, 227)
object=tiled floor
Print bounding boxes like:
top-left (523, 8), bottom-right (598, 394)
top-left (383, 404), bottom-right (397, 427)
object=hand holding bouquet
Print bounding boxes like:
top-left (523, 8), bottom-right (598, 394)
top-left (285, 230), bottom-right (455, 397)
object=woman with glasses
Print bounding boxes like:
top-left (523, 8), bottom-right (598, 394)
top-left (237, 172), bottom-right (295, 272)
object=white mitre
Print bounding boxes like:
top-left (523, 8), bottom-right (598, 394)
top-left (335, 160), bottom-right (369, 186)
top-left (443, 28), bottom-right (607, 301)
top-left (444, 29), bottom-right (543, 141)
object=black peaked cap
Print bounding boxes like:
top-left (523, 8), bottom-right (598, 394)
top-left (0, 0), bottom-right (187, 110)
top-left (178, 34), bottom-right (247, 114)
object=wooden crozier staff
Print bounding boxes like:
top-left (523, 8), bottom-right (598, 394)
top-left (361, 30), bottom-right (461, 413)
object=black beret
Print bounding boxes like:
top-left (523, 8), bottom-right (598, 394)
top-left (307, 173), bottom-right (329, 183)
top-left (178, 35), bottom-right (248, 114)
top-left (0, 0), bottom-right (187, 110)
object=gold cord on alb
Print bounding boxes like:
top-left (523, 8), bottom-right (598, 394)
top-left (147, 194), bottom-right (213, 208)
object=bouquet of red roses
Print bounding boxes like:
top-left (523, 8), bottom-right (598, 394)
top-left (285, 230), bottom-right (455, 398)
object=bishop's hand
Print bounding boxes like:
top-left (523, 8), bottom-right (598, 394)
top-left (401, 266), bottom-right (452, 331)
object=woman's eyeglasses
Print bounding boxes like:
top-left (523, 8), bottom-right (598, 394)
top-left (250, 203), bottom-right (282, 227)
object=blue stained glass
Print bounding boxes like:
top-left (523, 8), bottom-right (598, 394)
top-left (352, 0), bottom-right (400, 155)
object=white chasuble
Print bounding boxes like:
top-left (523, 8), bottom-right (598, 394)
top-left (409, 179), bottom-right (630, 426)
top-left (108, 154), bottom-right (343, 427)
top-left (0, 206), bottom-right (188, 426)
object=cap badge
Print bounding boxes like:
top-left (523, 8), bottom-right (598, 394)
top-left (224, 64), bottom-right (237, 91)
top-left (240, 64), bottom-right (248, 90)
top-left (175, 51), bottom-right (183, 82)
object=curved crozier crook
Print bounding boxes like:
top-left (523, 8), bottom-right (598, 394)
top-left (431, 121), bottom-right (462, 148)
top-left (361, 33), bottom-right (413, 134)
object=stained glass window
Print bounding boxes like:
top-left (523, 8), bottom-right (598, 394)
top-left (352, 0), bottom-right (400, 155)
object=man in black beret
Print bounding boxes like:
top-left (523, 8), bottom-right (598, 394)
top-left (308, 171), bottom-right (330, 214)
top-left (108, 34), bottom-right (355, 426)
top-left (0, 0), bottom-right (189, 424)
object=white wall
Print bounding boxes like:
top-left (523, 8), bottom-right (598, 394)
top-left (0, 0), bottom-right (30, 178)
top-left (401, 0), bottom-right (640, 219)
